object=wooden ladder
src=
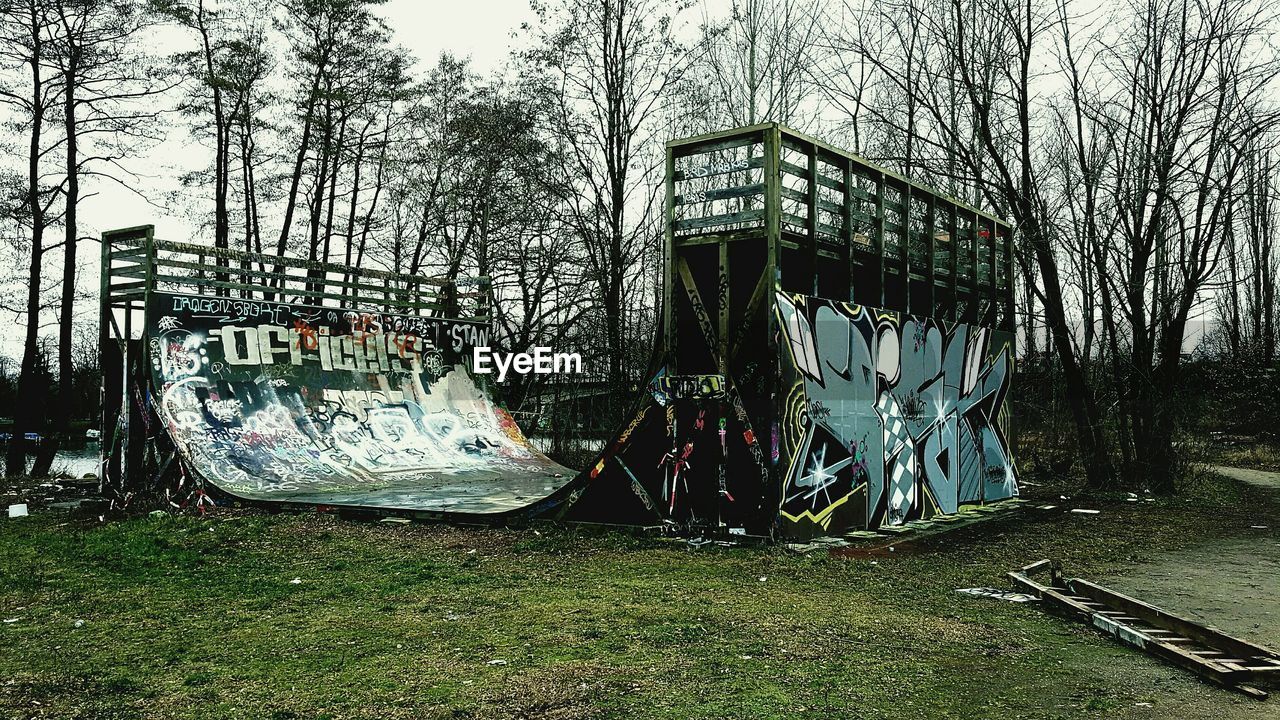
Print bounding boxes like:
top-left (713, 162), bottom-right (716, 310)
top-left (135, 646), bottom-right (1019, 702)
top-left (1009, 560), bottom-right (1280, 700)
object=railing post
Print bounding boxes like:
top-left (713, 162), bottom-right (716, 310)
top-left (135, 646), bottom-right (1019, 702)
top-left (805, 140), bottom-right (818, 296)
top-left (948, 203), bottom-right (960, 322)
top-left (874, 171), bottom-right (886, 308)
top-left (843, 158), bottom-right (854, 303)
top-left (663, 144), bottom-right (676, 371)
top-left (98, 229), bottom-right (113, 494)
top-left (926, 194), bottom-right (937, 315)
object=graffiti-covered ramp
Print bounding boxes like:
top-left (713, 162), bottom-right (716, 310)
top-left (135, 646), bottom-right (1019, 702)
top-left (146, 290), bottom-right (577, 520)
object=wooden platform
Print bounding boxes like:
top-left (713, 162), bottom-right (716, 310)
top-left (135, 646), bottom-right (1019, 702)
top-left (814, 498), bottom-right (1031, 557)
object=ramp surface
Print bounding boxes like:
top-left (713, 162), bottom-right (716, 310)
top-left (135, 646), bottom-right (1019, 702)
top-left (147, 292), bottom-right (576, 519)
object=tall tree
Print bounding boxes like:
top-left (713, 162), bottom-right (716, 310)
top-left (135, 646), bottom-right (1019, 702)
top-left (43, 0), bottom-right (162, 472)
top-left (273, 0), bottom-right (388, 293)
top-left (690, 0), bottom-right (822, 131)
top-left (827, 0), bottom-right (1118, 489)
top-left (155, 0), bottom-right (272, 282)
top-left (0, 0), bottom-right (62, 477)
top-left (527, 0), bottom-right (692, 393)
top-left (1083, 0), bottom-right (1280, 490)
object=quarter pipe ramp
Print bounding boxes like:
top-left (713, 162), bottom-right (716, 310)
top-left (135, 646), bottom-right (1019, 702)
top-left (146, 291), bottom-right (578, 520)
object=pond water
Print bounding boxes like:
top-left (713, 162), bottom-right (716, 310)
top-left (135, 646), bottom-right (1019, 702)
top-left (4, 438), bottom-right (102, 479)
top-left (51, 441), bottom-right (101, 478)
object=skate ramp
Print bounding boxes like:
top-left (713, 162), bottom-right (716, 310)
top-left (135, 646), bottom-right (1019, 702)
top-left (146, 291), bottom-right (577, 519)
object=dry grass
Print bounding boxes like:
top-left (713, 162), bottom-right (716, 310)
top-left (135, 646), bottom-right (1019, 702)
top-left (0, 472), bottom-right (1277, 719)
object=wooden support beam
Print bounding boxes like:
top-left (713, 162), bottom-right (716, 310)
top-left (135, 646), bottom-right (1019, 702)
top-left (664, 146), bottom-right (676, 373)
top-left (843, 158), bottom-right (855, 303)
top-left (948, 203), bottom-right (959, 322)
top-left (807, 142), bottom-right (819, 296)
top-left (718, 241), bottom-right (729, 377)
top-left (926, 194), bottom-right (937, 314)
top-left (874, 171), bottom-right (886, 308)
top-left (672, 208), bottom-right (766, 232)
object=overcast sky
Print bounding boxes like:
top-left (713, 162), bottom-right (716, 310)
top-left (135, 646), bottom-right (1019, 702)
top-left (1, 0), bottom-right (1214, 356)
top-left (1, 0), bottom-right (547, 354)
top-left (82, 0), bottom-right (539, 242)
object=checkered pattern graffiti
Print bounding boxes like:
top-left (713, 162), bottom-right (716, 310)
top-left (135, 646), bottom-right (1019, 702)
top-left (776, 292), bottom-right (1017, 536)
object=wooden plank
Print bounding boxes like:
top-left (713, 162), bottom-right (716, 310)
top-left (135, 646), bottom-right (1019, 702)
top-left (779, 159), bottom-right (806, 179)
top-left (779, 185), bottom-right (807, 204)
top-left (1011, 562), bottom-right (1273, 700)
top-left (674, 182), bottom-right (765, 205)
top-left (675, 133), bottom-right (760, 156)
top-left (781, 211), bottom-right (810, 230)
top-left (669, 123), bottom-right (770, 154)
top-left (673, 208), bottom-right (766, 232)
top-left (874, 170), bottom-right (885, 307)
top-left (108, 247), bottom-right (150, 261)
top-left (155, 256), bottom-right (434, 302)
top-left (674, 228), bottom-right (767, 247)
top-left (672, 155), bottom-right (767, 181)
top-left (816, 195), bottom-right (843, 215)
top-left (925, 193), bottom-right (936, 311)
top-left (807, 144), bottom-right (819, 295)
top-left (782, 185), bottom-right (857, 216)
top-left (147, 274), bottom-right (446, 313)
top-left (842, 157), bottom-right (855, 302)
top-left (778, 159), bottom-right (845, 193)
top-left (150, 238), bottom-right (452, 287)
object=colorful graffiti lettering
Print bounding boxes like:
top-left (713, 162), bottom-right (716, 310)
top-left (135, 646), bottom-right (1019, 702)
top-left (775, 292), bottom-right (1017, 534)
top-left (147, 292), bottom-right (574, 515)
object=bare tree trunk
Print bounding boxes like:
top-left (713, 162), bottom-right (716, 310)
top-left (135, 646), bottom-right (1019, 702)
top-left (195, 0), bottom-right (230, 290)
top-left (272, 64), bottom-right (326, 298)
top-left (8, 0), bottom-right (49, 478)
top-left (42, 23), bottom-right (81, 477)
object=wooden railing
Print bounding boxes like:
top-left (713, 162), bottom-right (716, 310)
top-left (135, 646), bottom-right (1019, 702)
top-left (100, 225), bottom-right (490, 323)
top-left (665, 123), bottom-right (1015, 328)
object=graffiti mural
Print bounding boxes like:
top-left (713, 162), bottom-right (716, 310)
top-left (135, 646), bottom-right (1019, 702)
top-left (776, 293), bottom-right (1017, 537)
top-left (146, 292), bottom-right (575, 515)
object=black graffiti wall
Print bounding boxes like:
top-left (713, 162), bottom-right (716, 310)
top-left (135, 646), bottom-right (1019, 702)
top-left (776, 293), bottom-right (1018, 538)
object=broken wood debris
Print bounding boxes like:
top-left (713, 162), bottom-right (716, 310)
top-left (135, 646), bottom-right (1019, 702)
top-left (1009, 559), bottom-right (1280, 700)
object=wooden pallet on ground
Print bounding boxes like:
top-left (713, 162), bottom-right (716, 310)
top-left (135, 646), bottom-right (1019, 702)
top-left (1009, 559), bottom-right (1280, 700)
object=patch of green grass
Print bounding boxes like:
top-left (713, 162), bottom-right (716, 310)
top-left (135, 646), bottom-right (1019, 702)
top-left (1210, 443), bottom-right (1280, 472)
top-left (0, 472), bottom-right (1276, 719)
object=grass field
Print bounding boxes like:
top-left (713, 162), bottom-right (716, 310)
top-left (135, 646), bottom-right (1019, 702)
top-left (1, 471), bottom-right (1277, 719)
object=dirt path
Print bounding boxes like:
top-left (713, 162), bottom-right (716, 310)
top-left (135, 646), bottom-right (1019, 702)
top-left (1101, 466), bottom-right (1280, 646)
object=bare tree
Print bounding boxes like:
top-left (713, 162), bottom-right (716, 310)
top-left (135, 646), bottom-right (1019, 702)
top-left (42, 0), bottom-right (163, 471)
top-left (0, 0), bottom-right (62, 477)
top-left (527, 0), bottom-right (692, 393)
top-left (825, 0), bottom-right (1118, 488)
top-left (1085, 0), bottom-right (1280, 489)
top-left (686, 0), bottom-right (822, 131)
top-left (1216, 141), bottom-right (1279, 365)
